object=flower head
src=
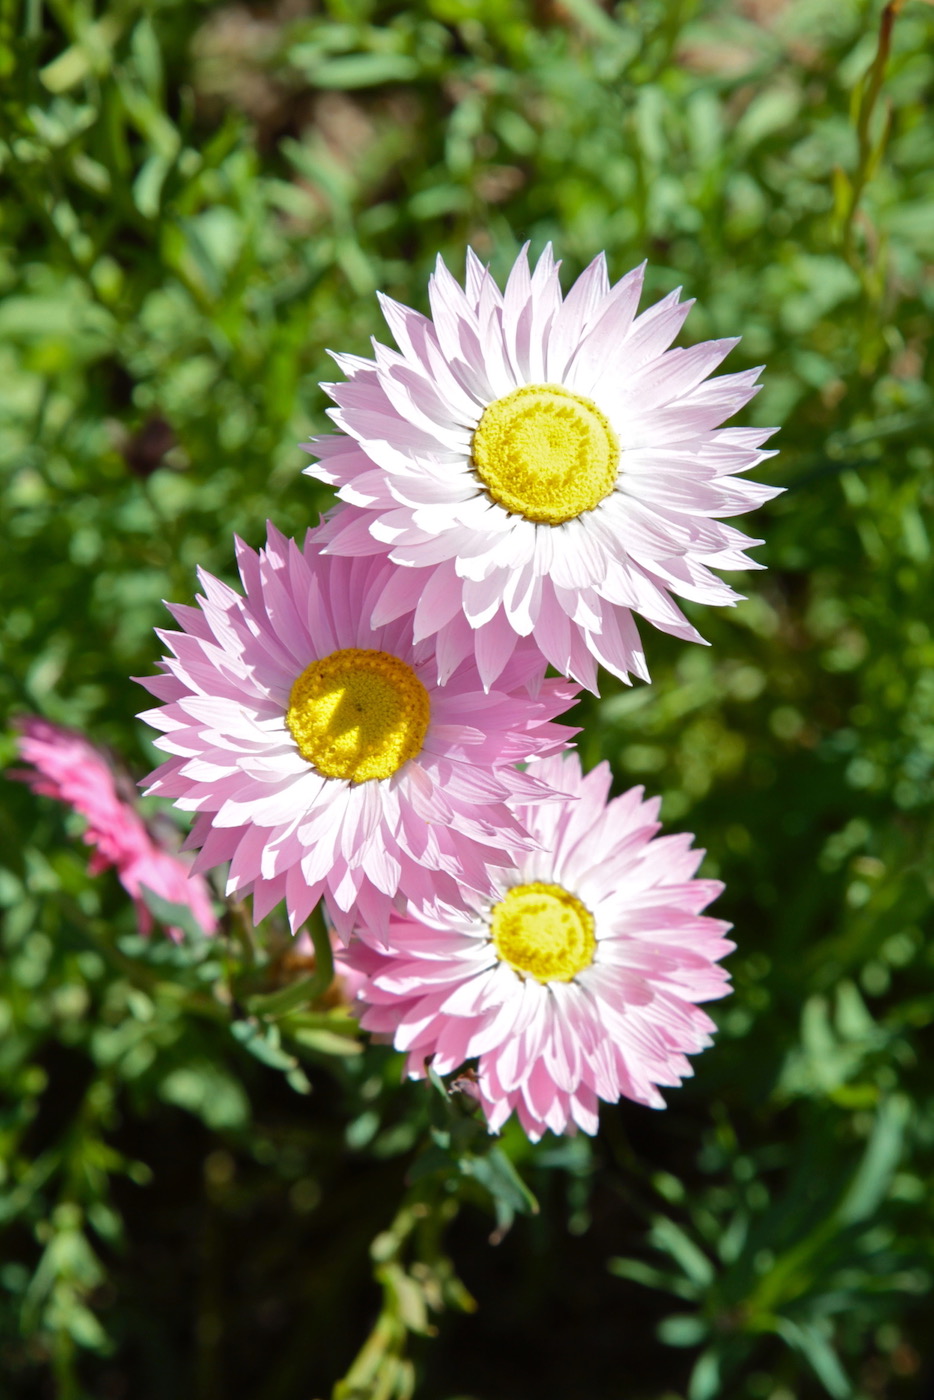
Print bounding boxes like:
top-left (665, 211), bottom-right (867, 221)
top-left (137, 527), bottom-right (578, 940)
top-left (11, 716), bottom-right (217, 940)
top-left (344, 753), bottom-right (732, 1141)
top-left (308, 245), bottom-right (779, 692)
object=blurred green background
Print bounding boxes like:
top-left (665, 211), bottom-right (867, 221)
top-left (2, 0), bottom-right (934, 1397)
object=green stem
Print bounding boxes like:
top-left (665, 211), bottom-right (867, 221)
top-left (246, 906), bottom-right (334, 1018)
top-left (841, 0), bottom-right (902, 263)
top-left (226, 898), bottom-right (258, 967)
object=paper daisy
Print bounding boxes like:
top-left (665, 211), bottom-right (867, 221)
top-left (137, 527), bottom-right (578, 940)
top-left (11, 716), bottom-right (217, 940)
top-left (307, 244), bottom-right (779, 692)
top-left (344, 753), bottom-right (732, 1141)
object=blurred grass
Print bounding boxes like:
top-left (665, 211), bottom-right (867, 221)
top-left (2, 0), bottom-right (934, 1397)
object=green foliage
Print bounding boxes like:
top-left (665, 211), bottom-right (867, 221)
top-left (2, 0), bottom-right (934, 1396)
top-left (611, 1093), bottom-right (924, 1399)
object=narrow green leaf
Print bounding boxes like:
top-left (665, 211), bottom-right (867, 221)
top-left (688, 1347), bottom-right (721, 1400)
top-left (608, 1256), bottom-right (699, 1300)
top-left (776, 1319), bottom-right (852, 1399)
top-left (138, 885), bottom-right (207, 942)
top-left (658, 1313), bottom-right (709, 1347)
top-left (459, 1147), bottom-right (539, 1219)
top-left (838, 1094), bottom-right (909, 1226)
top-left (649, 1216), bottom-right (716, 1288)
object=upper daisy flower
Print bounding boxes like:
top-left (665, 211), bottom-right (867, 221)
top-left (137, 527), bottom-right (578, 940)
top-left (306, 244), bottom-right (780, 692)
top-left (343, 752), bottom-right (733, 1142)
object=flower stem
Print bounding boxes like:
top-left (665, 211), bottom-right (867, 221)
top-left (246, 905), bottom-right (334, 1018)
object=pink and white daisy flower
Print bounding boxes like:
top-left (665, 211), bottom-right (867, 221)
top-left (137, 527), bottom-right (578, 941)
top-left (344, 753), bottom-right (732, 1141)
top-left (307, 245), bottom-right (779, 692)
top-left (11, 716), bottom-right (217, 940)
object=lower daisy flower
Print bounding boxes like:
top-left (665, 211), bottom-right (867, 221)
top-left (137, 528), bottom-right (578, 939)
top-left (344, 753), bottom-right (733, 1140)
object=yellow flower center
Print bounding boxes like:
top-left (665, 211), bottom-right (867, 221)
top-left (490, 881), bottom-right (596, 983)
top-left (286, 648), bottom-right (430, 783)
top-left (471, 383), bottom-right (619, 526)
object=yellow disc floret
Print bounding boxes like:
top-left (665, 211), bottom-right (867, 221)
top-left (286, 648), bottom-right (430, 784)
top-left (471, 383), bottom-right (619, 525)
top-left (490, 881), bottom-right (596, 983)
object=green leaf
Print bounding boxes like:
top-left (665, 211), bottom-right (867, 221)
top-left (159, 1063), bottom-right (250, 1130)
top-left (775, 1319), bottom-right (852, 1399)
top-left (658, 1313), bottom-right (709, 1347)
top-left (231, 1020), bottom-right (311, 1091)
top-left (133, 152), bottom-right (172, 218)
top-left (63, 1300), bottom-right (109, 1350)
top-left (838, 1094), bottom-right (910, 1226)
top-left (291, 1027), bottom-right (362, 1056)
top-left (459, 1146), bottom-right (539, 1222)
top-left (608, 1256), bottom-right (699, 1301)
top-left (293, 53), bottom-right (421, 89)
top-left (649, 1216), bottom-right (716, 1289)
top-left (406, 1145), bottom-right (454, 1185)
top-left (138, 885), bottom-right (209, 942)
top-left (688, 1347), bottom-right (721, 1400)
